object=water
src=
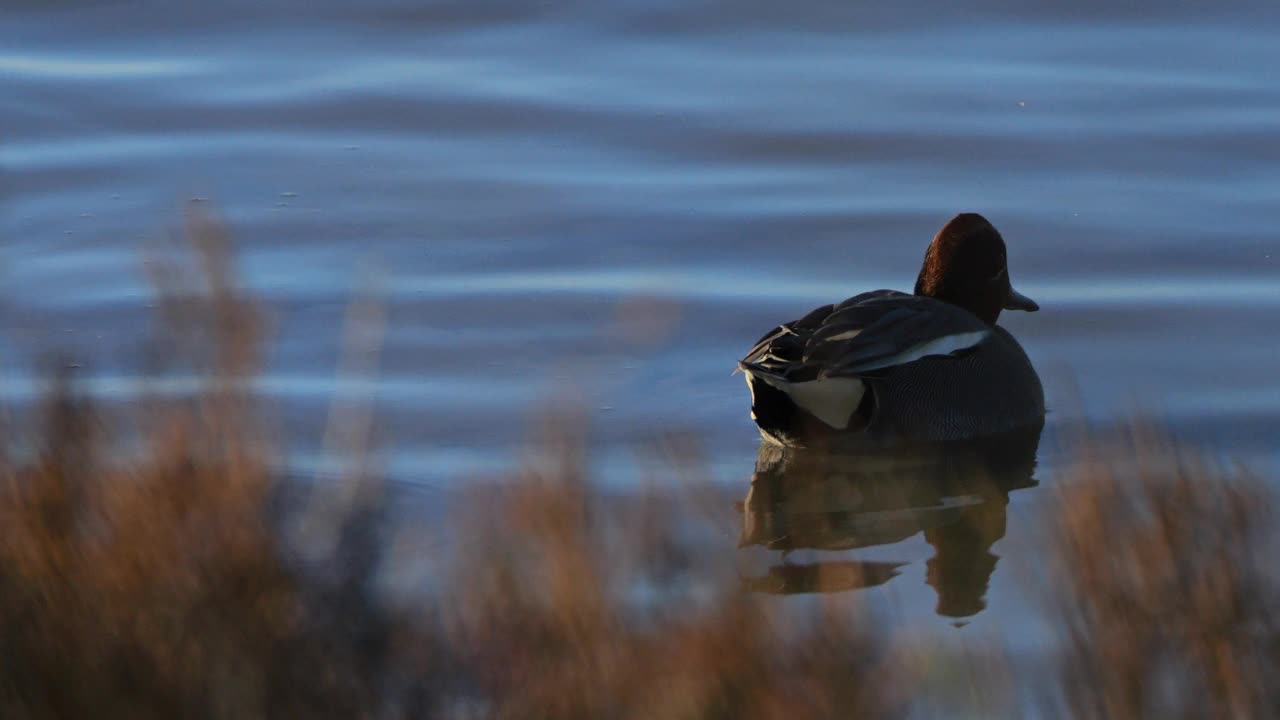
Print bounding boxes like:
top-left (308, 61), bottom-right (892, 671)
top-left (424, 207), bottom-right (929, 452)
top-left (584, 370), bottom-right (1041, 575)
top-left (4, 0), bottom-right (1279, 645)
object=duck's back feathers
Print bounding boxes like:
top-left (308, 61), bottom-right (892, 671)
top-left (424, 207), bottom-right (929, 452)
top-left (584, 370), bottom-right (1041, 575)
top-left (739, 290), bottom-right (1041, 446)
top-left (806, 291), bottom-right (991, 376)
top-left (740, 291), bottom-right (989, 381)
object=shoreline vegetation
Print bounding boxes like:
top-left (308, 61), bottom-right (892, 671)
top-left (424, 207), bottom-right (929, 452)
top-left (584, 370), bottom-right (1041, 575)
top-left (2, 216), bottom-right (1276, 718)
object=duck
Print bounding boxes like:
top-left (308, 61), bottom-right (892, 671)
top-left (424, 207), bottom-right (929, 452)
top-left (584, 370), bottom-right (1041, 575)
top-left (737, 213), bottom-right (1044, 448)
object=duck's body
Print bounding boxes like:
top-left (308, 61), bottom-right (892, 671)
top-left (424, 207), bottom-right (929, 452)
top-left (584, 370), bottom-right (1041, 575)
top-left (738, 214), bottom-right (1044, 448)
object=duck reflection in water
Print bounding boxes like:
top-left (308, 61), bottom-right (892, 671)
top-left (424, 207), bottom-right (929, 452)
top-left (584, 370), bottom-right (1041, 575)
top-left (737, 423), bottom-right (1042, 618)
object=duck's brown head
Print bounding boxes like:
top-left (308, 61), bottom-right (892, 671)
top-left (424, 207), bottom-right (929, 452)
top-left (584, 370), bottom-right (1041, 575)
top-left (914, 212), bottom-right (1038, 325)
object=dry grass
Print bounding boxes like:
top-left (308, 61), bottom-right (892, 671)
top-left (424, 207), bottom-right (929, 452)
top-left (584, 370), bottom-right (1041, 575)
top-left (439, 425), bottom-right (901, 720)
top-left (1047, 425), bottom-right (1278, 719)
top-left (1, 215), bottom-right (1277, 718)
top-left (0, 215), bottom-right (900, 719)
top-left (0, 215), bottom-right (414, 718)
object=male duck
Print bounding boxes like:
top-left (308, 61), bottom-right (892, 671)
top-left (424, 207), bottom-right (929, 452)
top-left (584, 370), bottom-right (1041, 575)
top-left (738, 213), bottom-right (1044, 448)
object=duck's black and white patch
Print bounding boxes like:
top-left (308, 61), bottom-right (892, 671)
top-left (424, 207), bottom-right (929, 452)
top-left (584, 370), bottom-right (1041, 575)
top-left (743, 369), bottom-right (865, 430)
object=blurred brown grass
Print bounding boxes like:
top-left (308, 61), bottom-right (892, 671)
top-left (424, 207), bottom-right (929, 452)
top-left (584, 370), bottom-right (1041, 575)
top-left (0, 215), bottom-right (901, 719)
top-left (440, 425), bottom-right (902, 720)
top-left (1, 214), bottom-right (1276, 718)
top-left (1048, 426), bottom-right (1278, 719)
top-left (0, 215), bottom-right (411, 718)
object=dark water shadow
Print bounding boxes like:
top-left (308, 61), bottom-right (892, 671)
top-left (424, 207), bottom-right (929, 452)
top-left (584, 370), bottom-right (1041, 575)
top-left (737, 424), bottom-right (1042, 618)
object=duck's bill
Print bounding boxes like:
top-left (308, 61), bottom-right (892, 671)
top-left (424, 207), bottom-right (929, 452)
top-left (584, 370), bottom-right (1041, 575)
top-left (1004, 287), bottom-right (1039, 312)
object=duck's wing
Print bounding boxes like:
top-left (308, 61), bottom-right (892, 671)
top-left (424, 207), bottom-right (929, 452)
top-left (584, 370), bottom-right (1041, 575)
top-left (804, 292), bottom-right (991, 376)
top-left (739, 290), bottom-right (991, 382)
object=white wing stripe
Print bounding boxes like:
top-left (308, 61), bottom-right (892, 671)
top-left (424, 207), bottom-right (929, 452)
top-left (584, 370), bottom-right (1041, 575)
top-left (856, 330), bottom-right (989, 372)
